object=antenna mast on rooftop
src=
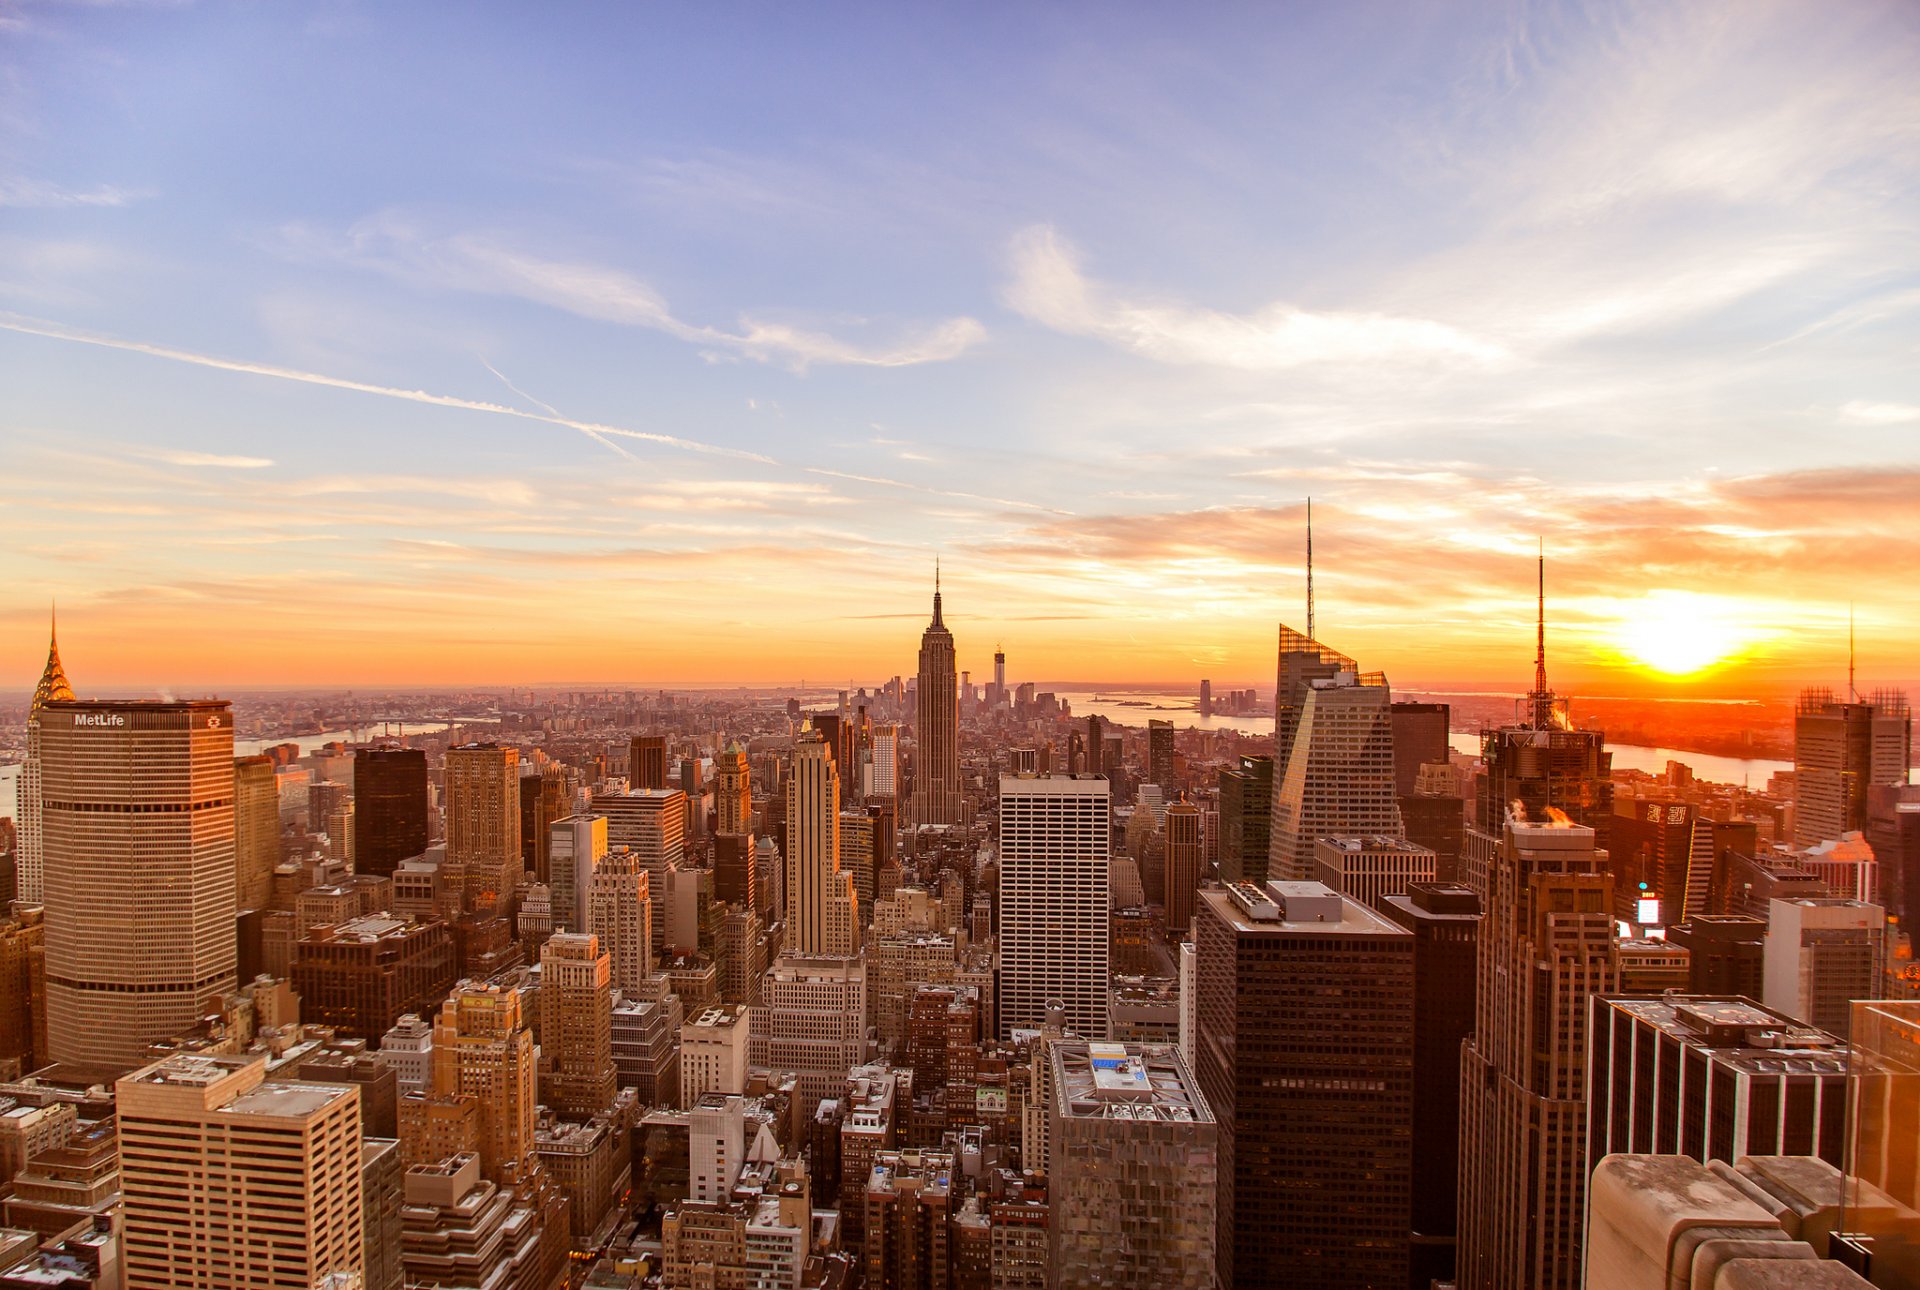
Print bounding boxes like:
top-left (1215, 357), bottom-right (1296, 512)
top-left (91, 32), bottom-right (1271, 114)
top-left (1305, 497), bottom-right (1314, 642)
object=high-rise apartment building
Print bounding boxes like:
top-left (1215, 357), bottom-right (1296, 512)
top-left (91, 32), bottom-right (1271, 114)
top-left (1216, 754), bottom-right (1272, 884)
top-left (540, 933), bottom-right (617, 1119)
top-left (233, 754), bottom-right (279, 911)
top-left (1193, 880), bottom-right (1414, 1289)
top-left (630, 734), bottom-right (669, 791)
top-left (1587, 995), bottom-right (1849, 1168)
top-left (354, 747), bottom-right (429, 878)
top-left (118, 1053), bottom-right (365, 1288)
top-left (1381, 881), bottom-right (1481, 1287)
top-left (40, 698), bottom-right (239, 1071)
top-left (430, 984), bottom-right (537, 1184)
top-left (864, 1149), bottom-right (955, 1287)
top-left (1048, 1041), bottom-right (1217, 1289)
top-left (16, 615), bottom-right (73, 906)
top-left (1793, 688), bottom-right (1912, 846)
top-left (999, 774), bottom-right (1111, 1039)
top-left (1457, 819), bottom-right (1618, 1290)
top-left (870, 724), bottom-right (900, 799)
top-left (715, 741), bottom-right (752, 837)
top-left (444, 743), bottom-right (521, 913)
top-left (1762, 896), bottom-right (1887, 1040)
top-left (1268, 669), bottom-right (1405, 883)
top-left (785, 729), bottom-right (859, 956)
top-left (912, 573), bottom-right (964, 827)
top-left (1163, 797), bottom-right (1202, 935)
top-left (587, 849), bottom-right (653, 996)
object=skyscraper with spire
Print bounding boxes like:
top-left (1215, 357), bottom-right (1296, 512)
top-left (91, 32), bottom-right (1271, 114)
top-left (18, 609), bottom-right (74, 904)
top-left (1467, 555), bottom-right (1613, 893)
top-left (911, 565), bottom-right (964, 828)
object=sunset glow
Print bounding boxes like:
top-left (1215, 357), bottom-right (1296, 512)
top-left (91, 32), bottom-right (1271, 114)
top-left (1607, 592), bottom-right (1765, 679)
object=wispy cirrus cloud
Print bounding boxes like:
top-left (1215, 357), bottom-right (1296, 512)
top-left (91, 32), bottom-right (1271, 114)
top-left (284, 213), bottom-right (986, 370)
top-left (0, 177), bottom-right (151, 209)
top-left (1003, 225), bottom-right (1508, 370)
top-left (132, 448), bottom-right (274, 469)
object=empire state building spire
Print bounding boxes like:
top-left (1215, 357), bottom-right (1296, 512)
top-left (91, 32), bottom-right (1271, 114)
top-left (912, 565), bottom-right (963, 827)
top-left (931, 556), bottom-right (944, 628)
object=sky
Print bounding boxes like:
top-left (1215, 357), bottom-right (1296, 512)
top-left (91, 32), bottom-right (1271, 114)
top-left (2, 0), bottom-right (1918, 694)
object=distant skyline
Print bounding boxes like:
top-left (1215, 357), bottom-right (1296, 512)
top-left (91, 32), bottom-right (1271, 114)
top-left (4, 2), bottom-right (1918, 693)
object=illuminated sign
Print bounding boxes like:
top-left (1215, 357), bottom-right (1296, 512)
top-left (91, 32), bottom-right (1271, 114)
top-left (1637, 897), bottom-right (1662, 925)
top-left (73, 712), bottom-right (126, 727)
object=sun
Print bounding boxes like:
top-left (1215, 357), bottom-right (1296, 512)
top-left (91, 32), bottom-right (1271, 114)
top-left (1610, 590), bottom-right (1761, 677)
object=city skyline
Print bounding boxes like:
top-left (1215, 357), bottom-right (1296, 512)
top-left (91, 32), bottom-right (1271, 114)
top-left (4, 3), bottom-right (1919, 691)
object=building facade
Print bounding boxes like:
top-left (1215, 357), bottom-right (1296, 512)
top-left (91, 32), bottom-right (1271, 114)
top-left (999, 774), bottom-right (1111, 1040)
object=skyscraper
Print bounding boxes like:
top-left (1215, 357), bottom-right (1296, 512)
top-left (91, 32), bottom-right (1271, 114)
top-left (589, 787), bottom-right (688, 895)
top-left (760, 954), bottom-right (867, 1120)
top-left (714, 740), bottom-right (752, 837)
top-left (118, 1053), bottom-right (365, 1289)
top-left (1148, 719), bottom-right (1175, 796)
top-left (16, 612), bottom-right (73, 905)
top-left (539, 933), bottom-right (617, 1119)
top-left (40, 698), bottom-right (239, 1071)
top-left (1762, 896), bottom-right (1887, 1040)
top-left (1793, 687), bottom-right (1912, 846)
top-left (1216, 754), bottom-right (1272, 884)
top-left (444, 743), bottom-right (521, 913)
top-left (1472, 561), bottom-right (1613, 869)
top-left (1390, 700), bottom-right (1451, 797)
top-left (233, 754), bottom-right (279, 911)
top-left (1163, 796), bottom-right (1202, 935)
top-left (1381, 881), bottom-right (1482, 1287)
top-left (1193, 880), bottom-right (1414, 1289)
top-left (1267, 664), bottom-right (1404, 883)
top-left (548, 813), bottom-right (609, 933)
top-left (786, 728), bottom-right (859, 956)
top-left (431, 983), bottom-right (537, 1185)
top-left (630, 734), bottom-right (669, 791)
top-left (999, 773), bottom-right (1110, 1039)
top-left (911, 569), bottom-right (964, 828)
top-left (1457, 819), bottom-right (1618, 1290)
top-left (870, 724), bottom-right (900, 799)
top-left (586, 848), bottom-right (652, 996)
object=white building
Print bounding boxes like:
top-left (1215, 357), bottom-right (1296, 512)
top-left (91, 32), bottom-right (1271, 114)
top-left (1268, 675), bottom-right (1405, 883)
top-left (680, 1004), bottom-right (752, 1109)
top-left (587, 850), bottom-right (653, 995)
top-left (1313, 834), bottom-right (1437, 912)
top-left (379, 1013), bottom-right (434, 1097)
top-left (1764, 896), bottom-right (1887, 1040)
top-left (548, 813), bottom-right (609, 932)
top-left (999, 773), bottom-right (1111, 1039)
top-left (869, 724), bottom-right (900, 799)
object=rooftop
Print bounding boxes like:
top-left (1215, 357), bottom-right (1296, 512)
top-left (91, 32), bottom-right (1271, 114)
top-left (1602, 995), bottom-right (1848, 1076)
top-left (1051, 1041), bottom-right (1212, 1124)
top-left (1211, 880), bottom-right (1408, 937)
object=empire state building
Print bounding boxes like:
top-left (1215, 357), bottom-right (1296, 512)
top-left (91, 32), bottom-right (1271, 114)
top-left (912, 570), bottom-right (964, 827)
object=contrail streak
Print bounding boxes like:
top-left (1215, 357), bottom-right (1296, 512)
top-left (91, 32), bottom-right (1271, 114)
top-left (0, 312), bottom-right (1072, 514)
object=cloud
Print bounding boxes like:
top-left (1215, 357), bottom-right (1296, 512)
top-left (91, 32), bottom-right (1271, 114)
top-left (0, 177), bottom-right (150, 209)
top-left (289, 215), bottom-right (986, 370)
top-left (1003, 226), bottom-right (1507, 370)
top-left (135, 448), bottom-right (275, 469)
top-left (1839, 401), bottom-right (1920, 426)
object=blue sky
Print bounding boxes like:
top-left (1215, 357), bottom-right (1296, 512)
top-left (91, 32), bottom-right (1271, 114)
top-left (3, 0), bottom-right (1918, 689)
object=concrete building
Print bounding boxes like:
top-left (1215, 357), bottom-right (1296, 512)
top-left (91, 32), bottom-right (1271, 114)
top-left (1381, 881), bottom-right (1481, 1287)
top-left (40, 698), bottom-right (239, 1071)
top-left (864, 1149), bottom-right (954, 1288)
top-left (0, 910), bottom-right (45, 1078)
top-left (535, 1112), bottom-right (631, 1245)
top-left (999, 774), bottom-right (1111, 1040)
top-left (1588, 996), bottom-right (1849, 1169)
top-left (1194, 880), bottom-right (1414, 1288)
top-left (1163, 797), bottom-right (1203, 935)
top-left (760, 954), bottom-right (867, 1121)
top-left (1457, 820), bottom-right (1618, 1290)
top-left (1048, 1041), bottom-right (1216, 1289)
top-left (680, 1004), bottom-right (752, 1109)
top-left (291, 913), bottom-right (456, 1042)
top-left (1793, 687), bottom-right (1912, 847)
top-left (786, 730), bottom-right (860, 956)
top-left (586, 851), bottom-right (653, 996)
top-left (715, 741), bottom-right (753, 838)
top-left (444, 742), bottom-right (522, 915)
top-left (379, 1013), bottom-right (434, 1097)
top-left (612, 991), bottom-right (682, 1109)
top-left (588, 789), bottom-right (688, 895)
top-left (1313, 833), bottom-right (1437, 911)
top-left (118, 1053), bottom-right (364, 1288)
top-left (1763, 896), bottom-right (1887, 1040)
top-left (234, 754), bottom-right (279, 912)
top-left (1216, 755), bottom-right (1272, 885)
top-left (431, 984), bottom-right (537, 1185)
top-left (1669, 915), bottom-right (1768, 998)
top-left (549, 813), bottom-right (609, 934)
top-left (540, 933), bottom-right (617, 1119)
top-left (397, 1153), bottom-right (544, 1289)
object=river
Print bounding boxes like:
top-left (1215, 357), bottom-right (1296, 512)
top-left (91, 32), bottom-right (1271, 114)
top-left (1057, 690), bottom-right (1794, 787)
